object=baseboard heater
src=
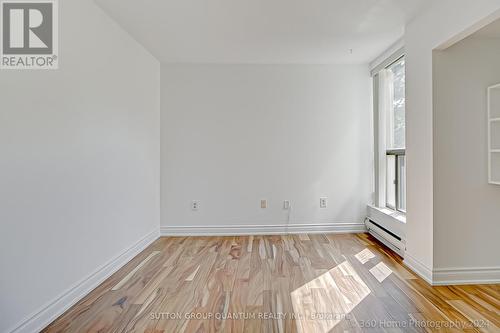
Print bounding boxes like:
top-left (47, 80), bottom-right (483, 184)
top-left (365, 219), bottom-right (405, 257)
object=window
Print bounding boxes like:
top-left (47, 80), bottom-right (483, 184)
top-left (387, 58), bottom-right (406, 150)
top-left (386, 149), bottom-right (405, 211)
top-left (373, 54), bottom-right (406, 213)
top-left (386, 58), bottom-right (406, 212)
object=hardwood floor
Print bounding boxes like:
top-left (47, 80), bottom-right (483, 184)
top-left (43, 234), bottom-right (500, 332)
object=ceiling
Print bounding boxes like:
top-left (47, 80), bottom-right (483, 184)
top-left (95, 0), bottom-right (430, 64)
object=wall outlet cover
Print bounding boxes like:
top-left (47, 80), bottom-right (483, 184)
top-left (320, 197), bottom-right (328, 208)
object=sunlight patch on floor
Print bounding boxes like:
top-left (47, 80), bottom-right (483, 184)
top-left (354, 248), bottom-right (375, 264)
top-left (369, 262), bottom-right (393, 283)
top-left (291, 261), bottom-right (371, 333)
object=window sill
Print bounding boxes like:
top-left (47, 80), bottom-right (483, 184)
top-left (374, 206), bottom-right (406, 223)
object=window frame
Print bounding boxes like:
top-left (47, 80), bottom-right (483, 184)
top-left (384, 56), bottom-right (406, 213)
top-left (372, 49), bottom-right (406, 214)
top-left (386, 149), bottom-right (405, 212)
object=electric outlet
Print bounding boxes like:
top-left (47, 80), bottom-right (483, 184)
top-left (261, 199), bottom-right (268, 209)
top-left (320, 197), bottom-right (328, 208)
top-left (191, 200), bottom-right (200, 211)
top-left (283, 200), bottom-right (290, 210)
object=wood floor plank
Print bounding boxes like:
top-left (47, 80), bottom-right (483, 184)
top-left (112, 251), bottom-right (161, 291)
top-left (43, 234), bottom-right (500, 333)
top-left (185, 265), bottom-right (201, 282)
top-left (447, 300), bottom-right (499, 333)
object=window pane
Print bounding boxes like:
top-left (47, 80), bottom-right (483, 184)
top-left (386, 155), bottom-right (396, 209)
top-left (491, 152), bottom-right (500, 183)
top-left (491, 121), bottom-right (500, 150)
top-left (388, 59), bottom-right (405, 149)
top-left (397, 155), bottom-right (406, 211)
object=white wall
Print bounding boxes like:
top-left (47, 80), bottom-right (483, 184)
top-left (161, 64), bottom-right (372, 232)
top-left (433, 35), bottom-right (500, 270)
top-left (403, 0), bottom-right (500, 277)
top-left (0, 1), bottom-right (160, 332)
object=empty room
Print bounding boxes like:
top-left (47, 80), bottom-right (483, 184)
top-left (1, 0), bottom-right (500, 332)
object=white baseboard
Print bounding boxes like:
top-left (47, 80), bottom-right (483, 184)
top-left (8, 229), bottom-right (160, 333)
top-left (403, 253), bottom-right (433, 285)
top-left (432, 267), bottom-right (500, 285)
top-left (160, 222), bottom-right (366, 236)
top-left (404, 254), bottom-right (500, 286)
